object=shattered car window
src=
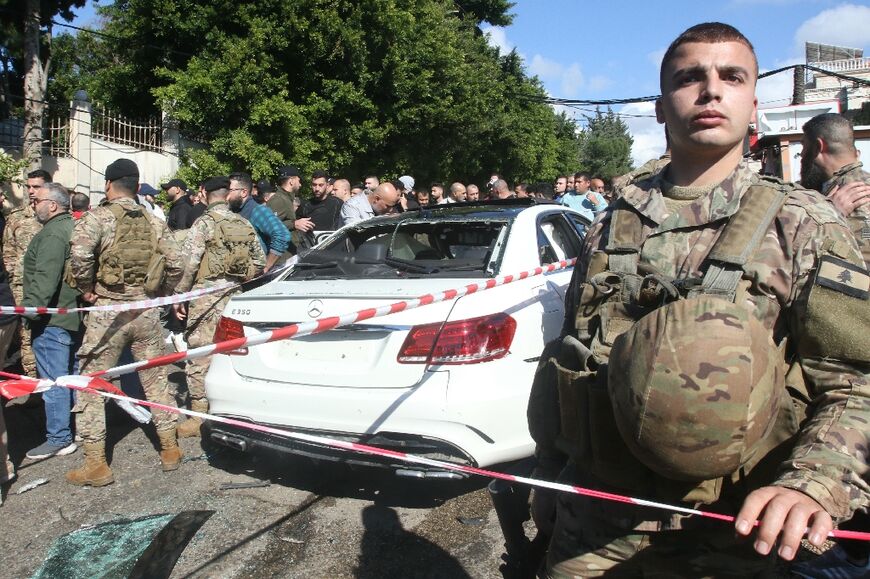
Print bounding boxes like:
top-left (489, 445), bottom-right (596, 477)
top-left (286, 218), bottom-right (510, 279)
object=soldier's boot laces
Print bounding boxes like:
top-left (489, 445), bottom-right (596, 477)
top-left (158, 429), bottom-right (183, 472)
top-left (176, 399), bottom-right (209, 438)
top-left (65, 442), bottom-right (114, 487)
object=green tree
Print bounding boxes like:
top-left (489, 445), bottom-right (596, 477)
top-left (47, 0), bottom-right (580, 186)
top-left (578, 107), bottom-right (633, 180)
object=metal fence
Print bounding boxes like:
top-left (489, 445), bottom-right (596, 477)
top-left (91, 107), bottom-right (163, 152)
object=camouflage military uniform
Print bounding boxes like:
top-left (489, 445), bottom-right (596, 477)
top-left (176, 202), bottom-right (265, 408)
top-left (542, 162), bottom-right (869, 577)
top-left (69, 197), bottom-right (183, 445)
top-left (822, 161), bottom-right (870, 266)
top-left (2, 205), bottom-right (41, 376)
top-left (610, 154), bottom-right (671, 194)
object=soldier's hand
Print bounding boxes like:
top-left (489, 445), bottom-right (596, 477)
top-left (173, 303), bottom-right (187, 321)
top-left (294, 217), bottom-right (314, 233)
top-left (531, 488), bottom-right (558, 537)
top-left (735, 486), bottom-right (832, 560)
top-left (828, 181), bottom-right (870, 216)
top-left (82, 292), bottom-right (97, 304)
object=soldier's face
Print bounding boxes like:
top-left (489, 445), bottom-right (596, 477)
top-left (657, 41), bottom-right (757, 158)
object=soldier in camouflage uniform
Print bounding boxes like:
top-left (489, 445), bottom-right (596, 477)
top-left (2, 169), bottom-right (49, 377)
top-left (800, 112), bottom-right (870, 266)
top-left (173, 177), bottom-right (265, 437)
top-left (66, 159), bottom-right (184, 487)
top-left (529, 23), bottom-right (869, 577)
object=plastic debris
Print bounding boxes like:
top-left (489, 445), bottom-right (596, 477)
top-left (17, 477), bottom-right (49, 494)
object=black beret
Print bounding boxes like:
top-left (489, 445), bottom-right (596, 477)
top-left (105, 159), bottom-right (139, 181)
top-left (203, 176), bottom-right (230, 193)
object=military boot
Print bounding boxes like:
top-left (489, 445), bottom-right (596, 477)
top-left (176, 399), bottom-right (209, 438)
top-left (65, 442), bottom-right (114, 487)
top-left (158, 429), bottom-right (183, 472)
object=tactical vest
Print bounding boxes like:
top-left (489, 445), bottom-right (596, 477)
top-left (539, 182), bottom-right (808, 505)
top-left (96, 203), bottom-right (159, 290)
top-left (196, 212), bottom-right (258, 282)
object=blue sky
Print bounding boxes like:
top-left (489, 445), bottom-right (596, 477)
top-left (70, 1), bottom-right (870, 165)
top-left (484, 1), bottom-right (870, 163)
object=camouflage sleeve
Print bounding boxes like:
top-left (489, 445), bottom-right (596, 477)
top-left (562, 214), bottom-right (608, 337)
top-left (250, 224), bottom-right (266, 275)
top-left (159, 218), bottom-right (187, 295)
top-left (774, 211), bottom-right (870, 521)
top-left (175, 217), bottom-right (209, 294)
top-left (69, 212), bottom-right (103, 295)
top-left (1, 219), bottom-right (15, 280)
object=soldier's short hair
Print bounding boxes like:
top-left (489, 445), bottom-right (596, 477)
top-left (41, 182), bottom-right (70, 209)
top-left (27, 169), bottom-right (51, 182)
top-left (660, 23), bottom-right (758, 87)
top-left (111, 176), bottom-right (139, 196)
top-left (803, 113), bottom-right (856, 157)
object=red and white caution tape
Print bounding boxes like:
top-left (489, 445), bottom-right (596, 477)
top-left (0, 261), bottom-right (295, 316)
top-left (3, 372), bottom-right (867, 542)
top-left (78, 258), bottom-right (579, 381)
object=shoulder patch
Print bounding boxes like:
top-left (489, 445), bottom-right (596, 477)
top-left (815, 255), bottom-right (869, 299)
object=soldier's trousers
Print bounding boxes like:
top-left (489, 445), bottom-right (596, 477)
top-left (184, 290), bottom-right (234, 403)
top-left (545, 467), bottom-right (785, 578)
top-left (74, 302), bottom-right (177, 444)
top-left (12, 285), bottom-right (36, 377)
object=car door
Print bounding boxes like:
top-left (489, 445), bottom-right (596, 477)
top-left (534, 211), bottom-right (583, 341)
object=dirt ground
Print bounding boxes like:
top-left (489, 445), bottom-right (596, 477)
top-left (0, 390), bottom-right (513, 579)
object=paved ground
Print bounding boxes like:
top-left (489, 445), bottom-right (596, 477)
top-left (1, 395), bottom-right (514, 579)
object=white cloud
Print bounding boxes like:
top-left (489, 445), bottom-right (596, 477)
top-left (588, 75), bottom-right (613, 93)
top-left (647, 48), bottom-right (666, 69)
top-left (561, 63), bottom-right (585, 97)
top-left (481, 25), bottom-right (515, 55)
top-left (794, 4), bottom-right (870, 54)
top-left (619, 102), bottom-right (667, 167)
top-left (757, 59), bottom-right (803, 109)
top-left (529, 54), bottom-right (563, 80)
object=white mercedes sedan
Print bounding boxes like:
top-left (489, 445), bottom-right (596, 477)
top-left (204, 199), bottom-right (589, 477)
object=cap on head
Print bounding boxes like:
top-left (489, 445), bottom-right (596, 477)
top-left (203, 176), bottom-right (230, 193)
top-left (398, 175), bottom-right (415, 192)
top-left (138, 183), bottom-right (159, 196)
top-left (160, 178), bottom-right (188, 191)
top-left (105, 159), bottom-right (139, 182)
top-left (256, 179), bottom-right (275, 194)
top-left (277, 165), bottom-right (300, 179)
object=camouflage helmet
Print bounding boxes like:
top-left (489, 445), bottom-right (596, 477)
top-left (607, 295), bottom-right (784, 482)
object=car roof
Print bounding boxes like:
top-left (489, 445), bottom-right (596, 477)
top-left (349, 198), bottom-right (579, 227)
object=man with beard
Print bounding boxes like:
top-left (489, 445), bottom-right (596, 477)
top-left (297, 170), bottom-right (343, 249)
top-left (161, 179), bottom-right (193, 231)
top-left (800, 113), bottom-right (870, 266)
top-left (228, 172), bottom-right (290, 273)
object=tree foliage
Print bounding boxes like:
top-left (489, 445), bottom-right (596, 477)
top-left (42, 0), bottom-right (581, 184)
top-left (578, 108), bottom-right (633, 180)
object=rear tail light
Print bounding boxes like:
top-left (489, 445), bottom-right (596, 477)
top-left (397, 313), bottom-right (516, 365)
top-left (213, 316), bottom-right (249, 355)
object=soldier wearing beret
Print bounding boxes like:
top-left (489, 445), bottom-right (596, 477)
top-left (173, 176), bottom-right (265, 437)
top-left (66, 158), bottom-right (184, 487)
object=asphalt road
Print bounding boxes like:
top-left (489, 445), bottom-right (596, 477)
top-left (1, 395), bottom-right (514, 579)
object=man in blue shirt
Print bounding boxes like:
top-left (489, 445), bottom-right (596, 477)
top-left (228, 172), bottom-right (291, 272)
top-left (560, 172), bottom-right (607, 221)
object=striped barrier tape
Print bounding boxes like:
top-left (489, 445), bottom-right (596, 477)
top-left (1, 371), bottom-right (867, 542)
top-left (0, 260), bottom-right (296, 316)
top-left (3, 255), bottom-right (865, 541)
top-left (69, 258), bottom-right (579, 381)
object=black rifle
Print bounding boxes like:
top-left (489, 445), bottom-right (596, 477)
top-left (488, 457), bottom-right (550, 579)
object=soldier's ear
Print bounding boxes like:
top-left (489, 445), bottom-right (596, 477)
top-left (655, 98), bottom-right (665, 125)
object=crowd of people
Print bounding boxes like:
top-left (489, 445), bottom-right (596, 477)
top-left (1, 19), bottom-right (869, 579)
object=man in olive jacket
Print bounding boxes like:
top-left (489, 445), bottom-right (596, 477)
top-left (22, 182), bottom-right (82, 460)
